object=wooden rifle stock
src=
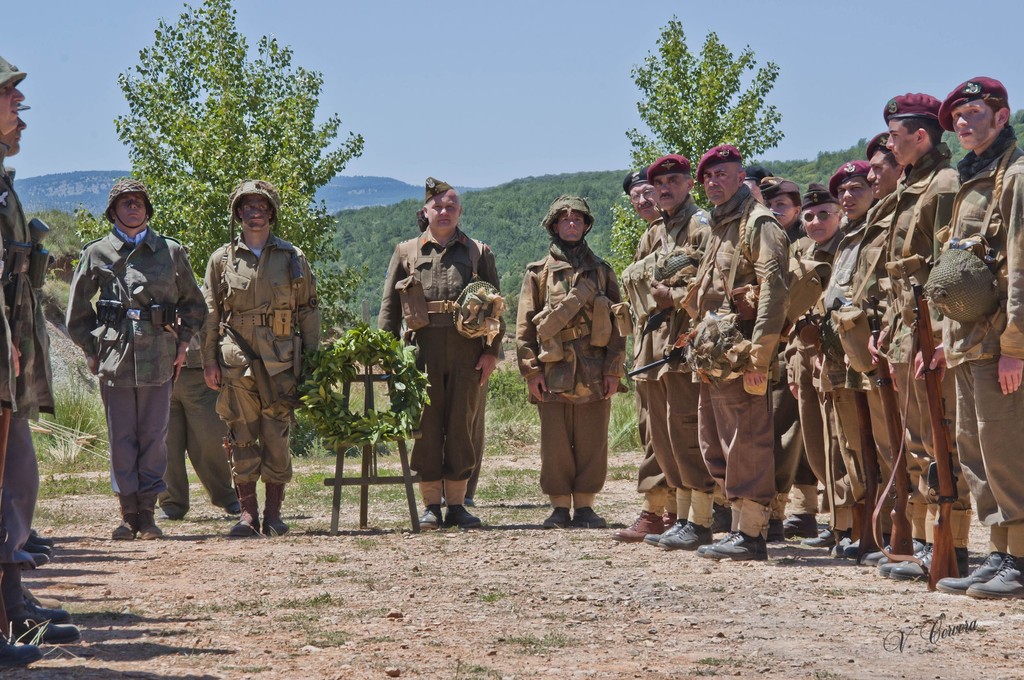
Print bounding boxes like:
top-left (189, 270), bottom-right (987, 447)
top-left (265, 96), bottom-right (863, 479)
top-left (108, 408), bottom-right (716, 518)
top-left (853, 390), bottom-right (880, 562)
top-left (912, 286), bottom-right (959, 590)
top-left (867, 297), bottom-right (916, 562)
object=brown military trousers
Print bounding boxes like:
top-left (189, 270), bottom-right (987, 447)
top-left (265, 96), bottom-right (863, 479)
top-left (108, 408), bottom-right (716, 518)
top-left (698, 379), bottom-right (776, 506)
top-left (647, 373), bottom-right (714, 493)
top-left (537, 398), bottom-right (611, 497)
top-left (954, 359), bottom-right (1019, 526)
top-left (411, 325), bottom-right (484, 482)
top-left (634, 380), bottom-right (666, 493)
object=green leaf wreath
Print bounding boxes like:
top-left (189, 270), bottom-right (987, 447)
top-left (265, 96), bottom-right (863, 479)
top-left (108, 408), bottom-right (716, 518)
top-left (299, 325), bottom-right (429, 449)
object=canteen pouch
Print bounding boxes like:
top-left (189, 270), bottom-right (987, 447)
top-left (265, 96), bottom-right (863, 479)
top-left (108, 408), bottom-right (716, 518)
top-left (395, 275), bottom-right (430, 331)
top-left (543, 347), bottom-right (576, 394)
top-left (612, 301), bottom-right (634, 337)
top-left (832, 305), bottom-right (874, 373)
top-left (590, 295), bottom-right (612, 348)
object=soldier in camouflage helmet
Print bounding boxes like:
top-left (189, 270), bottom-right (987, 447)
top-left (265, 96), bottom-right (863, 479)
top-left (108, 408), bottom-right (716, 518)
top-left (0, 58), bottom-right (67, 659)
top-left (517, 195), bottom-right (625, 529)
top-left (202, 179), bottom-right (320, 538)
top-left (68, 179), bottom-right (207, 547)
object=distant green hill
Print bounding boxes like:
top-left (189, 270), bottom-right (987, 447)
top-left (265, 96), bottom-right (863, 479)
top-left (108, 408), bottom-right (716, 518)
top-left (334, 170), bottom-right (626, 321)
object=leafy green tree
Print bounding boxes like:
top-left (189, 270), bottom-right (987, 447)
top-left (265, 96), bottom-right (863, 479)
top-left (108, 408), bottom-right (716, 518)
top-left (77, 0), bottom-right (364, 328)
top-left (611, 20), bottom-right (783, 269)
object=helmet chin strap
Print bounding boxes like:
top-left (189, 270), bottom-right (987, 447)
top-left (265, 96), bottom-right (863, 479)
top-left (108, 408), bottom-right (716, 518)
top-left (118, 213), bottom-right (148, 231)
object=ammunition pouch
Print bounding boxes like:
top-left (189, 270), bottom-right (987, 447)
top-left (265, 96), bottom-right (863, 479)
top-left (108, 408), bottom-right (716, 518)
top-left (590, 295), bottom-right (612, 348)
top-left (884, 253), bottom-right (927, 280)
top-left (3, 241), bottom-right (31, 284)
top-left (271, 308), bottom-right (293, 337)
top-left (534, 276), bottom-right (597, 341)
top-left (395, 275), bottom-right (430, 331)
top-left (611, 301), bottom-right (633, 336)
top-left (28, 244), bottom-right (53, 289)
top-left (96, 299), bottom-right (126, 325)
top-left (787, 258), bottom-right (830, 323)
top-left (831, 305), bottom-right (874, 373)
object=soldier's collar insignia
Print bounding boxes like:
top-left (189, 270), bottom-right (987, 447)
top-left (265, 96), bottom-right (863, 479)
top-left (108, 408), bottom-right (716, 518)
top-left (718, 149), bottom-right (731, 158)
top-left (844, 163), bottom-right (856, 173)
top-left (0, 190), bottom-right (7, 207)
top-left (887, 100), bottom-right (898, 113)
top-left (964, 81), bottom-right (982, 95)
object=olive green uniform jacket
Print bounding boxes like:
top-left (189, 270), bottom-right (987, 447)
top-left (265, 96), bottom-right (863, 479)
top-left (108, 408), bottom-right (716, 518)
top-left (67, 228), bottom-right (206, 387)
top-left (0, 145), bottom-right (52, 416)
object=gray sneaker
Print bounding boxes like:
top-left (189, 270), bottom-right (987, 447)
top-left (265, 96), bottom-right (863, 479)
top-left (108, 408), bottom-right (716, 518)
top-left (966, 555), bottom-right (1024, 600)
top-left (644, 520), bottom-right (683, 546)
top-left (937, 552), bottom-right (1006, 595)
top-left (659, 521), bottom-right (713, 551)
top-left (702, 531), bottom-right (768, 561)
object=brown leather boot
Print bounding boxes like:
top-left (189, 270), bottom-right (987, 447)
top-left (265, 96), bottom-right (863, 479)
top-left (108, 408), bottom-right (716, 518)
top-left (262, 483), bottom-right (290, 536)
top-left (612, 510), bottom-right (666, 542)
top-left (229, 482), bottom-right (260, 537)
top-left (136, 493), bottom-right (164, 540)
top-left (112, 494), bottom-right (139, 540)
top-left (262, 483), bottom-right (289, 536)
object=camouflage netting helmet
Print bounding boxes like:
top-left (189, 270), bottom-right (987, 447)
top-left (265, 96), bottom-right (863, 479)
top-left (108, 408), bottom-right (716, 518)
top-left (924, 245), bottom-right (998, 322)
top-left (229, 179), bottom-right (281, 224)
top-left (541, 195), bottom-right (594, 235)
top-left (654, 244), bottom-right (701, 287)
top-left (686, 312), bottom-right (753, 382)
top-left (0, 55), bottom-right (27, 91)
top-left (455, 280), bottom-right (506, 344)
top-left (105, 178), bottom-right (154, 223)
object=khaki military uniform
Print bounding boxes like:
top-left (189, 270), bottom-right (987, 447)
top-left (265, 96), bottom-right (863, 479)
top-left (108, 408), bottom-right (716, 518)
top-left (68, 227), bottom-right (207, 502)
top-left (517, 241), bottom-right (625, 505)
top-left (202, 234), bottom-right (319, 484)
top-left (630, 226), bottom-right (668, 514)
top-left (882, 142), bottom-right (972, 546)
top-left (943, 131), bottom-right (1024, 556)
top-left (690, 184), bottom-right (789, 537)
top-left (631, 196), bottom-right (716, 523)
top-left (158, 336), bottom-right (235, 517)
top-left (0, 146), bottom-right (49, 570)
top-left (379, 229), bottom-right (502, 482)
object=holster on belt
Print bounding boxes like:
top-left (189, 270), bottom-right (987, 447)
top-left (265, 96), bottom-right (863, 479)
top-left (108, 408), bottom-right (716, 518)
top-left (730, 284), bottom-right (759, 321)
top-left (395, 275), bottom-right (429, 331)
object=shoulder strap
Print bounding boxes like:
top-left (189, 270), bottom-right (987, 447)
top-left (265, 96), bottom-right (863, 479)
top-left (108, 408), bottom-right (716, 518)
top-left (398, 238), bottom-right (419, 277)
top-left (466, 238), bottom-right (484, 277)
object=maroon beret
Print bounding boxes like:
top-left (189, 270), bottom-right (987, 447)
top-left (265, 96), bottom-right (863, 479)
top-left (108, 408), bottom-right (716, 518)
top-left (760, 176), bottom-right (800, 203)
top-left (696, 145), bottom-right (743, 183)
top-left (801, 183), bottom-right (838, 209)
top-left (938, 77), bottom-right (1009, 131)
top-left (828, 161), bottom-right (871, 197)
top-left (647, 154), bottom-right (692, 180)
top-left (865, 132), bottom-right (891, 160)
top-left (883, 93), bottom-right (941, 123)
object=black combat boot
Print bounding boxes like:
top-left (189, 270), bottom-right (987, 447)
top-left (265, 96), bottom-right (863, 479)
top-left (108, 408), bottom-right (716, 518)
top-left (112, 494), bottom-right (139, 540)
top-left (443, 504), bottom-right (482, 529)
top-left (0, 637), bottom-right (41, 668)
top-left (782, 513), bottom-right (818, 539)
top-left (229, 482), bottom-right (261, 537)
top-left (262, 483), bottom-right (289, 536)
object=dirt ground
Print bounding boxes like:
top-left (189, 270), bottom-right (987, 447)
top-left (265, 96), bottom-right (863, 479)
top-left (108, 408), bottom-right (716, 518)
top-left (8, 443), bottom-right (1024, 680)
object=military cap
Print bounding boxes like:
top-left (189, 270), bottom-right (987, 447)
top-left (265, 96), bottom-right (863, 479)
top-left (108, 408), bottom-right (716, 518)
top-left (622, 167), bottom-right (649, 195)
top-left (696, 145), bottom-right (742, 183)
top-left (0, 55), bottom-right (26, 91)
top-left (744, 165), bottom-right (773, 184)
top-left (229, 179), bottom-right (281, 224)
top-left (105, 178), bottom-right (154, 223)
top-left (883, 93), bottom-right (941, 123)
top-left (801, 183), bottom-right (838, 209)
top-left (939, 77), bottom-right (1009, 131)
top-left (541, 194), bottom-right (594, 233)
top-left (648, 154), bottom-right (692, 180)
top-left (424, 176), bottom-right (455, 202)
top-left (760, 176), bottom-right (800, 203)
top-left (828, 160), bottom-right (871, 197)
top-left (865, 132), bottom-right (891, 160)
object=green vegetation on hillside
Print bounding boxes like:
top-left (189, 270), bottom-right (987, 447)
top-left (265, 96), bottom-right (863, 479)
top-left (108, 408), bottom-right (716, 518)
top-left (334, 171), bottom-right (626, 324)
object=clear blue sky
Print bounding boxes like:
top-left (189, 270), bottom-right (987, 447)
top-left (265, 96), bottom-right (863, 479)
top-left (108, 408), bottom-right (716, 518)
top-left (5, 0), bottom-right (1024, 187)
